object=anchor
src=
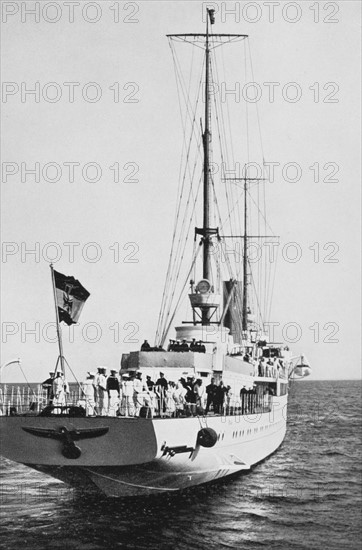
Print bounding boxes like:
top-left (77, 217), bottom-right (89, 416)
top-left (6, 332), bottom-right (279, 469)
top-left (161, 443), bottom-right (195, 458)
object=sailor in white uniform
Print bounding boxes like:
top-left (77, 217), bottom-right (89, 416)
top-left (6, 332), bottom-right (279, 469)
top-left (133, 372), bottom-right (143, 416)
top-left (97, 367), bottom-right (108, 416)
top-left (121, 374), bottom-right (134, 416)
top-left (52, 372), bottom-right (66, 412)
top-left (93, 367), bottom-right (102, 414)
top-left (82, 372), bottom-right (96, 416)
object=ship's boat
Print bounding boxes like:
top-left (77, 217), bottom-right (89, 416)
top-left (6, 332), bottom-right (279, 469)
top-left (0, 10), bottom-right (311, 498)
top-left (290, 355), bottom-right (312, 378)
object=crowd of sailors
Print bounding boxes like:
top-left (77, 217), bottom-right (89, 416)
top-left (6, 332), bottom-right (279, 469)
top-left (141, 340), bottom-right (285, 378)
top-left (140, 339), bottom-right (206, 353)
top-left (256, 356), bottom-right (285, 378)
top-left (42, 369), bottom-right (271, 418)
top-left (40, 340), bottom-right (283, 416)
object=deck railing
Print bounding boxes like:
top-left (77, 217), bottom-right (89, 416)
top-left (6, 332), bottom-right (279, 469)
top-left (0, 384), bottom-right (272, 419)
top-left (0, 385), bottom-right (82, 416)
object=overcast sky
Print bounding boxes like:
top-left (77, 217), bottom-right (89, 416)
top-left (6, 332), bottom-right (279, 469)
top-left (1, 1), bottom-right (361, 382)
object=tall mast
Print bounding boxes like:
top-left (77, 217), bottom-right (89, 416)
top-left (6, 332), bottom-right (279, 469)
top-left (242, 177), bottom-right (248, 331)
top-left (201, 9), bottom-right (214, 325)
top-left (223, 171), bottom-right (269, 334)
top-left (203, 10), bottom-right (211, 282)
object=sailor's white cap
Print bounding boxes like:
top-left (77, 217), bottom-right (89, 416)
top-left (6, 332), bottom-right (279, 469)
top-left (88, 371), bottom-right (96, 377)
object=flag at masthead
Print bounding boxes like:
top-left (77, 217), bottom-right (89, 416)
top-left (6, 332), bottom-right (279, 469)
top-left (208, 9), bottom-right (215, 24)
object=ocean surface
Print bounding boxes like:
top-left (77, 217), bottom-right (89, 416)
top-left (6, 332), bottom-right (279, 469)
top-left (1, 380), bottom-right (361, 550)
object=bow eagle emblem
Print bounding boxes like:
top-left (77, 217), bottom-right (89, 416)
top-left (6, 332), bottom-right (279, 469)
top-left (22, 426), bottom-right (109, 459)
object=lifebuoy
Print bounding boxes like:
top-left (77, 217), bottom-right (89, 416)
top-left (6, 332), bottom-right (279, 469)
top-left (197, 427), bottom-right (218, 448)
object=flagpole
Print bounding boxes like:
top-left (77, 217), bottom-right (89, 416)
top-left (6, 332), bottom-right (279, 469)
top-left (50, 264), bottom-right (65, 375)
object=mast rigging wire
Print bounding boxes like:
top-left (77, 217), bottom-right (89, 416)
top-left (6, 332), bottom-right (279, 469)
top-left (156, 34), bottom-right (279, 345)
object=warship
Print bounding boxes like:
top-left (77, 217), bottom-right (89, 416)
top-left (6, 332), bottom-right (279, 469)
top-left (0, 10), bottom-right (309, 497)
